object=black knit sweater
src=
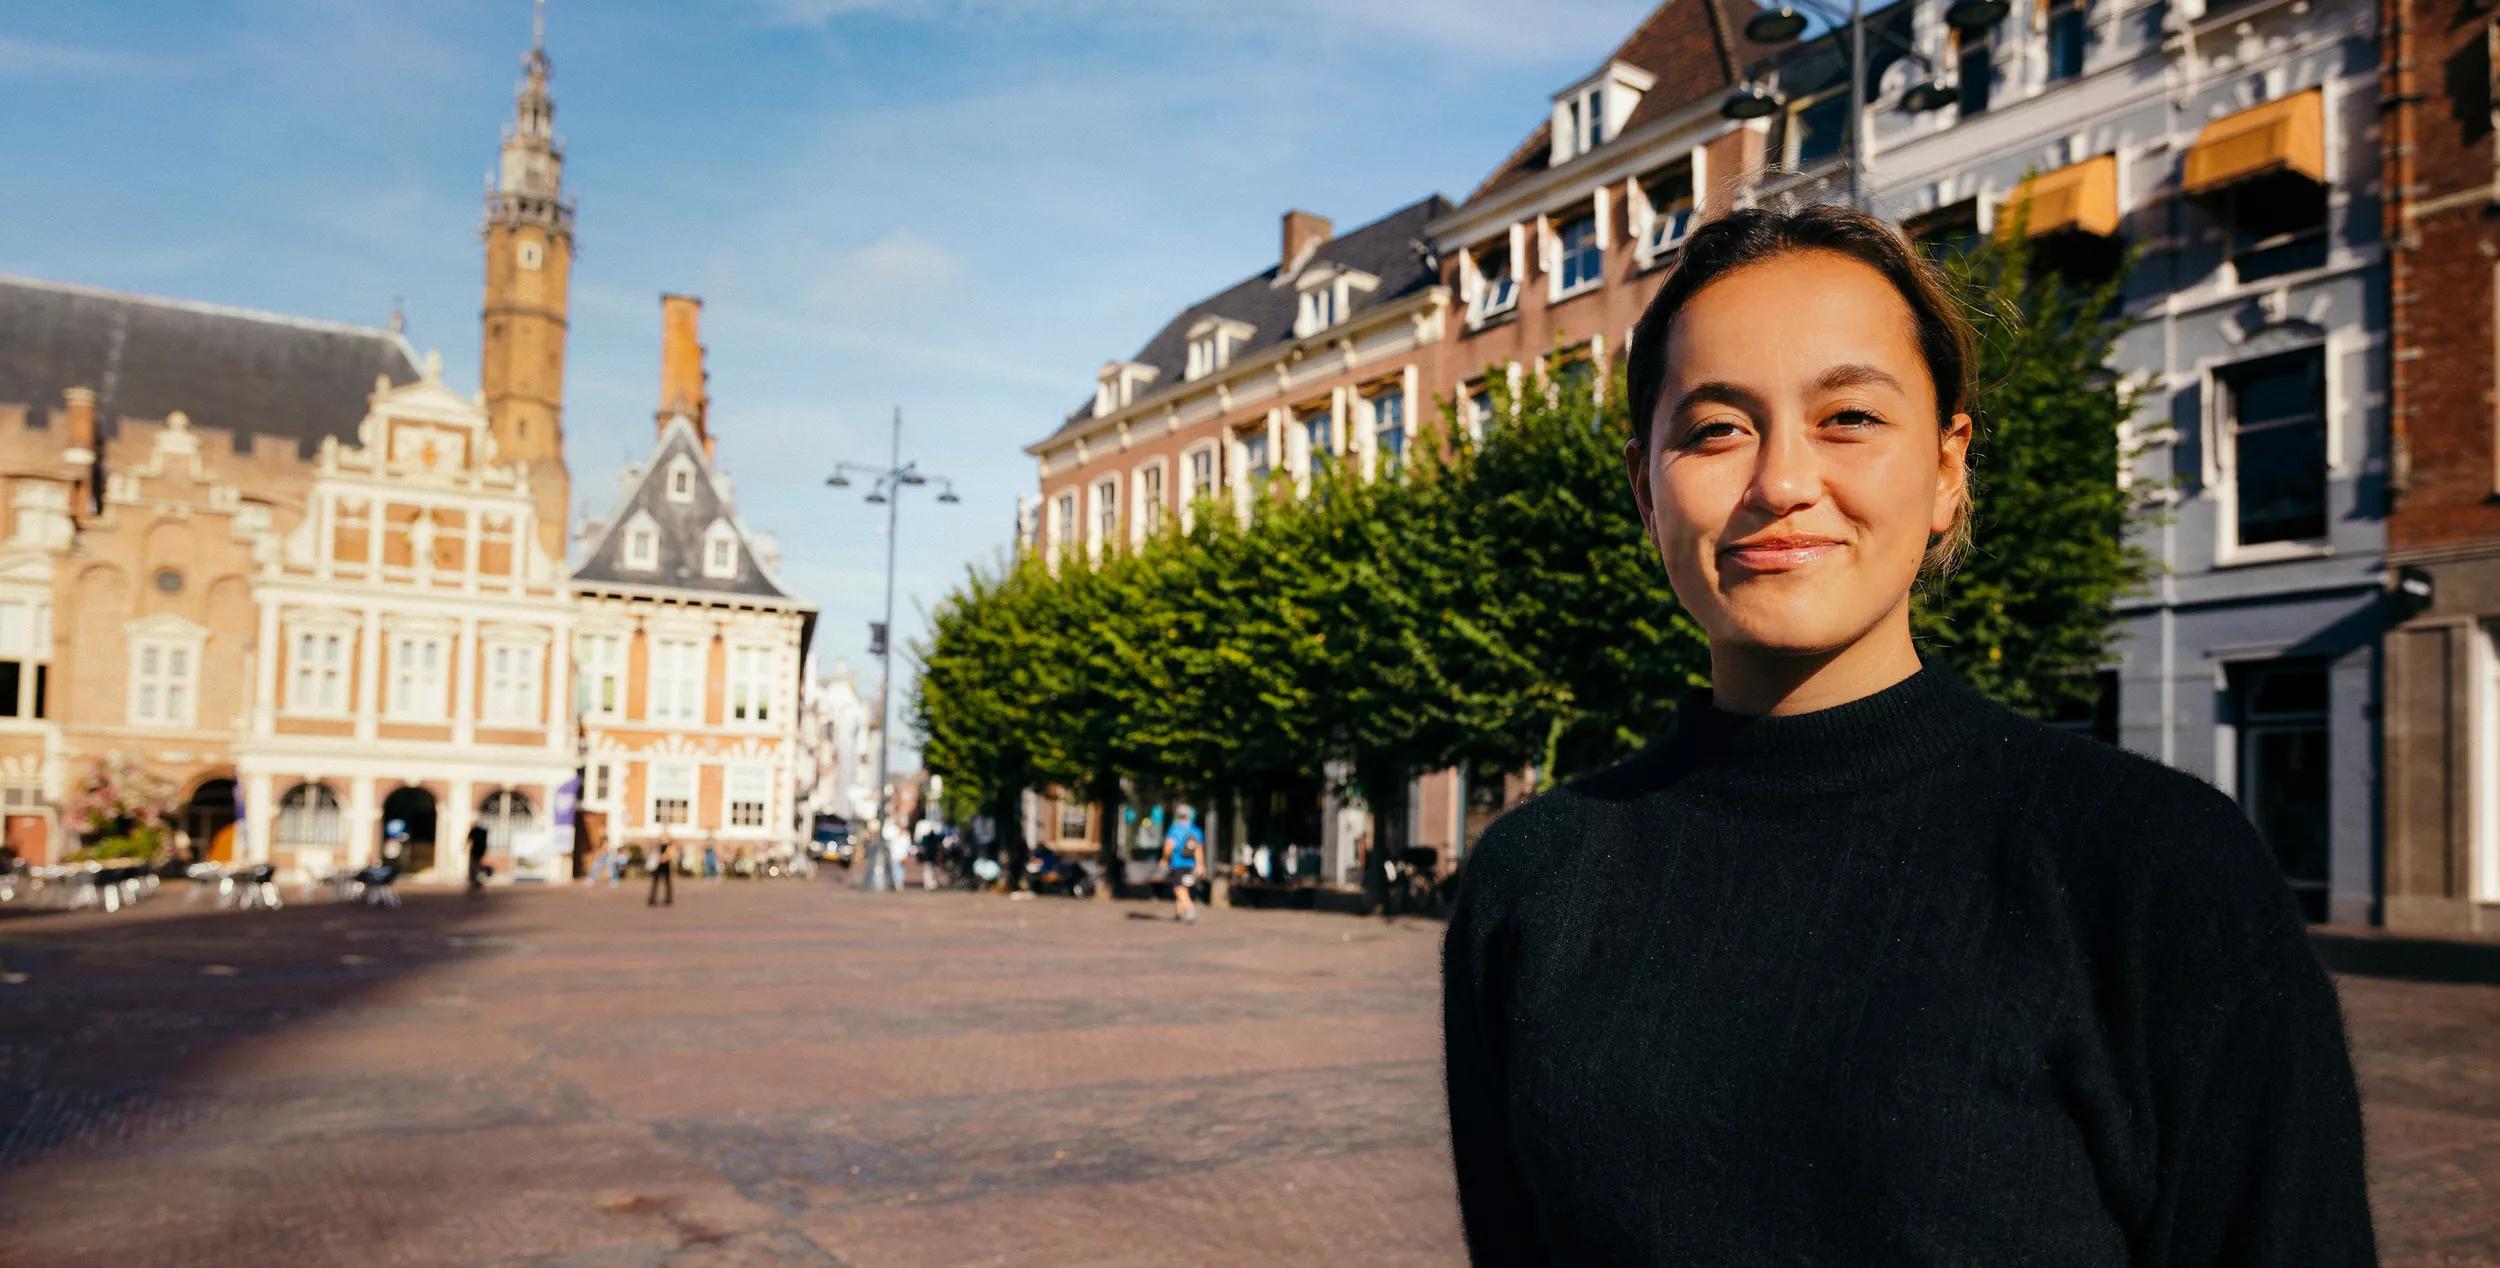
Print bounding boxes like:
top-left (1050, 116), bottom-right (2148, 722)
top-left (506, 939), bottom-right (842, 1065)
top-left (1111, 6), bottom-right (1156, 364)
top-left (1443, 660), bottom-right (2374, 1265)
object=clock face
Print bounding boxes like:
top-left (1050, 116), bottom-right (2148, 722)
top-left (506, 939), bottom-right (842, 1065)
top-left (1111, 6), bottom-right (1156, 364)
top-left (517, 240), bottom-right (544, 271)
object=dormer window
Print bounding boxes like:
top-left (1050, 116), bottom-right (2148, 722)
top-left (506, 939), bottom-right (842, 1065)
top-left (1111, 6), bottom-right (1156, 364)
top-left (1463, 236), bottom-right (1523, 329)
top-left (1184, 316), bottom-right (1253, 381)
top-left (1296, 287), bottom-right (1337, 336)
top-left (1549, 61), bottom-right (1655, 166)
top-left (1293, 265), bottom-right (1379, 338)
top-left (621, 514), bottom-right (659, 571)
top-left (702, 520), bottom-right (738, 579)
top-left (666, 456), bottom-right (698, 503)
top-left (1094, 361), bottom-right (1159, 416)
top-left (1630, 154), bottom-right (1702, 267)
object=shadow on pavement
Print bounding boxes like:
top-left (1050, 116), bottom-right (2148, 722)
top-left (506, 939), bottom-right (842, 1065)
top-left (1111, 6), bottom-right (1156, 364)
top-left (2311, 928), bottom-right (2500, 986)
top-left (0, 890), bottom-right (510, 1183)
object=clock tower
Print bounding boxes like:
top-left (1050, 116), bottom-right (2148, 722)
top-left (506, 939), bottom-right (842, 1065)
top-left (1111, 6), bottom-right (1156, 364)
top-left (480, 1), bottom-right (571, 553)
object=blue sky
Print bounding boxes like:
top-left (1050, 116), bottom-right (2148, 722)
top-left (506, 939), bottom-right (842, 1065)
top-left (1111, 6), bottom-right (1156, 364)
top-left (2, 0), bottom-right (1655, 756)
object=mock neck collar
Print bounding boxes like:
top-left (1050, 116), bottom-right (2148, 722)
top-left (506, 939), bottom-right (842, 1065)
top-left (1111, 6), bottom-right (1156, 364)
top-left (1665, 653), bottom-right (1980, 792)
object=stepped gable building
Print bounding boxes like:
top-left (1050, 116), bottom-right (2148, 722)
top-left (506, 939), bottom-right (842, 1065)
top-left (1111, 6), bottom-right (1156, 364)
top-left (236, 354), bottom-right (576, 883)
top-left (1020, 196), bottom-right (1455, 886)
top-left (2378, 0), bottom-right (2500, 933)
top-left (570, 296), bottom-right (816, 864)
top-left (0, 277), bottom-right (419, 865)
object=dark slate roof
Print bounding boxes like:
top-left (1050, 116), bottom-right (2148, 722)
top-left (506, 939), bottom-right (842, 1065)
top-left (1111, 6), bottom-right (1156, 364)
top-left (0, 276), bottom-right (419, 455)
top-left (1464, 0), bottom-right (1787, 204)
top-left (1030, 194), bottom-right (1454, 450)
top-left (572, 416), bottom-right (797, 602)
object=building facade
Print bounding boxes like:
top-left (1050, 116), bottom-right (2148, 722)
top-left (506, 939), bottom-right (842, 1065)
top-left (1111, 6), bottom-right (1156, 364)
top-left (0, 278), bottom-right (422, 867)
top-left (2378, 0), bottom-right (2500, 933)
top-left (1022, 198), bottom-right (1457, 885)
top-left (570, 299), bottom-right (817, 862)
top-left (237, 362), bottom-right (577, 882)
top-left (795, 653), bottom-right (877, 834)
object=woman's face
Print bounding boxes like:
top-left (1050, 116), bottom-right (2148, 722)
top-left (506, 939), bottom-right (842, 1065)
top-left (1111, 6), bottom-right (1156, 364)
top-left (1628, 250), bottom-right (1970, 658)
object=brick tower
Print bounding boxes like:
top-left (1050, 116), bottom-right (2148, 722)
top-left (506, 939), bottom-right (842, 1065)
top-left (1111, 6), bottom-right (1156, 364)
top-left (480, 0), bottom-right (572, 558)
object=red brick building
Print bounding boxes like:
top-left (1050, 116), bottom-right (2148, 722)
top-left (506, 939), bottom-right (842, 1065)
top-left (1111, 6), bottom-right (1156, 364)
top-left (2380, 0), bottom-right (2500, 933)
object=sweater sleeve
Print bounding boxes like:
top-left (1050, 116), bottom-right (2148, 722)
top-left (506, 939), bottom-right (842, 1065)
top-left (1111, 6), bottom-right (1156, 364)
top-left (2147, 922), bottom-right (2377, 1266)
top-left (1443, 863), bottom-right (1537, 1265)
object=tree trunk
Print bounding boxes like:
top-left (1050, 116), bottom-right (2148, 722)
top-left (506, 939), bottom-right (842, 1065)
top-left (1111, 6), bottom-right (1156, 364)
top-left (996, 788), bottom-right (1029, 893)
top-left (1091, 776), bottom-right (1123, 901)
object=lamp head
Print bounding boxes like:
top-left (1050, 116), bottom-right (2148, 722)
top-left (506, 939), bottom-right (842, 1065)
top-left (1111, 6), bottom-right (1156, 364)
top-left (1901, 79), bottom-right (1959, 113)
top-left (1721, 85), bottom-right (1782, 120)
top-left (1744, 4), bottom-right (1809, 41)
top-left (1943, 0), bottom-right (2011, 29)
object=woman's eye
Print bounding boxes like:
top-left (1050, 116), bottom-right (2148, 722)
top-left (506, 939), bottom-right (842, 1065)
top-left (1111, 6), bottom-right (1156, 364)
top-left (1678, 420), bottom-right (1742, 448)
top-left (1829, 408), bottom-right (1887, 429)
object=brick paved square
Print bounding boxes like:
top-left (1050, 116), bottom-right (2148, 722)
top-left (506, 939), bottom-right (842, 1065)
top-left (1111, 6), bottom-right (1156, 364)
top-left (0, 883), bottom-right (2493, 1266)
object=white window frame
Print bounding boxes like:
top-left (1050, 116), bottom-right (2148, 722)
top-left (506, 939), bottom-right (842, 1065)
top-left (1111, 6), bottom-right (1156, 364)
top-left (8, 481), bottom-right (70, 549)
top-left (622, 514), bottom-right (660, 571)
top-left (727, 765), bottom-right (769, 830)
top-left (648, 634), bottom-right (706, 724)
top-left (1461, 227), bottom-right (1527, 329)
top-left (482, 635), bottom-right (545, 726)
top-left (576, 630), bottom-right (626, 720)
top-left (1550, 210), bottom-right (1605, 300)
top-left (727, 642), bottom-right (776, 724)
top-left (586, 758), bottom-right (616, 809)
top-left (702, 520), bottom-right (739, 579)
top-left (0, 596), bottom-right (49, 660)
top-left (1052, 491), bottom-right (1079, 562)
top-left (385, 629), bottom-right (450, 722)
top-left (2208, 343), bottom-right (2335, 562)
top-left (275, 782), bottom-right (344, 847)
top-left (1628, 151), bottom-right (1705, 268)
top-left (1366, 383), bottom-right (1409, 475)
top-left (1296, 403), bottom-right (1336, 477)
top-left (1092, 477), bottom-right (1119, 554)
top-left (1132, 460), bottom-right (1167, 541)
top-left (284, 613), bottom-right (355, 718)
top-left (649, 762), bottom-right (695, 828)
top-left (128, 626), bottom-right (204, 729)
top-left (666, 457), bottom-right (698, 503)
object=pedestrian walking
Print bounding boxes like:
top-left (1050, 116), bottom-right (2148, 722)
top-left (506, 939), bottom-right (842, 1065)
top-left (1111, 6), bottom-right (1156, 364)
top-left (589, 840), bottom-right (612, 889)
top-left (646, 834), bottom-right (676, 907)
top-left (1162, 805), bottom-right (1202, 924)
top-left (702, 840), bottom-right (719, 880)
top-left (465, 820), bottom-right (491, 895)
top-left (1442, 205), bottom-right (2374, 1264)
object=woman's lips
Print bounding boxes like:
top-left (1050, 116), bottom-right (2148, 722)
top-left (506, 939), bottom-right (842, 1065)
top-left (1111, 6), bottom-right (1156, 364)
top-left (1720, 539), bottom-right (1843, 573)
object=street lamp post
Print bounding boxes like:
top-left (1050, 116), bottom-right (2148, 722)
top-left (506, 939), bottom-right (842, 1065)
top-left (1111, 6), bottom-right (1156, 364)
top-left (1725, 0), bottom-right (1976, 207)
top-left (827, 408), bottom-right (960, 878)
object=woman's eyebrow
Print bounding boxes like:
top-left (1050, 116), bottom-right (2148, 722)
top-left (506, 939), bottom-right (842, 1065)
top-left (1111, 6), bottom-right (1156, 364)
top-left (1669, 380), bottom-right (1767, 417)
top-left (1812, 363), bottom-right (1908, 395)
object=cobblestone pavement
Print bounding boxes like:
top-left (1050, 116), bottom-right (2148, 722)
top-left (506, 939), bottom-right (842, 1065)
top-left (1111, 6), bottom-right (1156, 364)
top-left (0, 880), bottom-right (2494, 1267)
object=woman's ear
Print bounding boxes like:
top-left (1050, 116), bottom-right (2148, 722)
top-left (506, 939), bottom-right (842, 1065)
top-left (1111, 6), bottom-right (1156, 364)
top-left (1624, 435), bottom-right (1659, 544)
top-left (1931, 411), bottom-right (1973, 536)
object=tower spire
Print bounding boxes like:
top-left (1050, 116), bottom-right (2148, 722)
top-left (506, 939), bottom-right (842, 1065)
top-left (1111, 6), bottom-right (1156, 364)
top-left (480, 0), bottom-right (574, 555)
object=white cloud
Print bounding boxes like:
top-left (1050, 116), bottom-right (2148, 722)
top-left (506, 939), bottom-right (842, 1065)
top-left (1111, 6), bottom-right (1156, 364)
top-left (848, 229), bottom-right (965, 296)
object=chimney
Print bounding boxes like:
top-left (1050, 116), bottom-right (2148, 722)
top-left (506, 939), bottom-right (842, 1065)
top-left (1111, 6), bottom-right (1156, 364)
top-left (1282, 210), bottom-right (1333, 275)
top-left (60, 386), bottom-right (99, 518)
top-left (658, 293), bottom-right (708, 441)
top-left (60, 387), bottom-right (97, 458)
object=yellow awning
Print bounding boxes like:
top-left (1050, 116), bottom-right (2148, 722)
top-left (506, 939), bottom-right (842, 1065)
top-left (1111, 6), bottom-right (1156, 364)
top-left (1996, 154), bottom-right (2122, 240)
top-left (2183, 88), bottom-right (2325, 196)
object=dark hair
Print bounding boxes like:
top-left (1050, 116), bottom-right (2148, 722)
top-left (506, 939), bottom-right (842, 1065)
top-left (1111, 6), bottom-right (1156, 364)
top-left (1625, 203), bottom-right (1978, 576)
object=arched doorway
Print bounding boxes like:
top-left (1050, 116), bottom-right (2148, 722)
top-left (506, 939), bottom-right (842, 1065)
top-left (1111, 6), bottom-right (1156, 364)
top-left (478, 790), bottom-right (537, 850)
top-left (180, 779), bottom-right (239, 863)
top-left (380, 786), bottom-right (437, 875)
top-left (274, 783), bottom-right (344, 867)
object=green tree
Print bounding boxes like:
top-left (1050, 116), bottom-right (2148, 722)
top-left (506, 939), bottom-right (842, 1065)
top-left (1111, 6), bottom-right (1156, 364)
top-left (1913, 230), bottom-right (2151, 715)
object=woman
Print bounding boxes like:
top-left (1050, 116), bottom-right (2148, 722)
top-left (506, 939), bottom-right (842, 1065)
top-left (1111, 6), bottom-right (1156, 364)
top-left (1442, 205), bottom-right (2373, 1265)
